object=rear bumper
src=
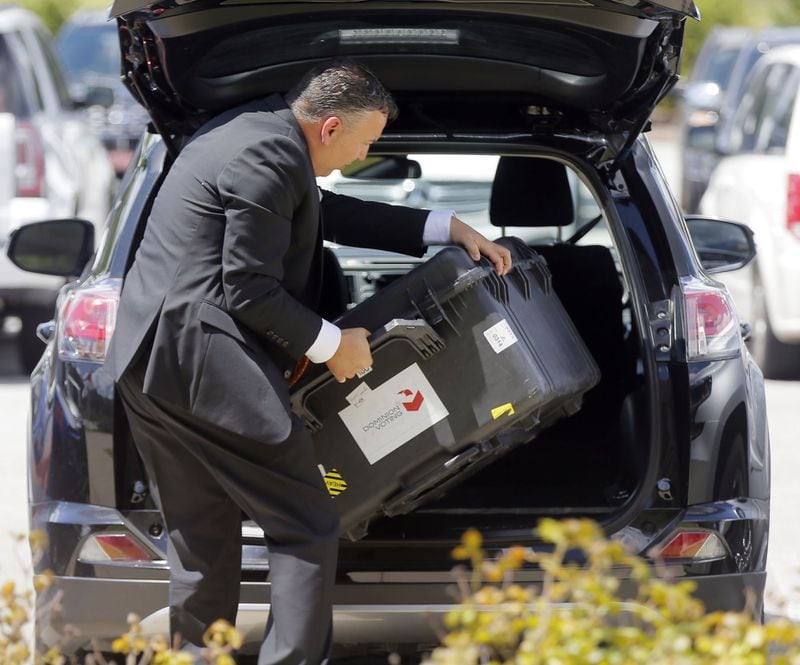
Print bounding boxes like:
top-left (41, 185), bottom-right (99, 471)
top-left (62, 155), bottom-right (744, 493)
top-left (43, 570), bottom-right (767, 656)
top-left (34, 498), bottom-right (769, 655)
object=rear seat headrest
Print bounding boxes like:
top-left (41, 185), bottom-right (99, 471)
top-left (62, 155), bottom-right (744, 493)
top-left (489, 156), bottom-right (575, 227)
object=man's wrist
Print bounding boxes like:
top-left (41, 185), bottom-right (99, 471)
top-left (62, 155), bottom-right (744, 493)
top-left (422, 209), bottom-right (456, 245)
top-left (305, 319), bottom-right (342, 363)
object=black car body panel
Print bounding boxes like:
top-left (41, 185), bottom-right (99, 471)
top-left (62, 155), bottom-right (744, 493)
top-left (20, 130), bottom-right (771, 656)
top-left (11, 0), bottom-right (770, 657)
top-left (109, 0), bottom-right (695, 143)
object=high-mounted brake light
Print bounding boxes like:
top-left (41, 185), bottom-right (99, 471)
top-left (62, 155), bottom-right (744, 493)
top-left (786, 174), bottom-right (800, 240)
top-left (57, 278), bottom-right (122, 363)
top-left (680, 277), bottom-right (740, 361)
top-left (654, 530), bottom-right (727, 562)
top-left (78, 532), bottom-right (158, 563)
top-left (338, 28), bottom-right (460, 45)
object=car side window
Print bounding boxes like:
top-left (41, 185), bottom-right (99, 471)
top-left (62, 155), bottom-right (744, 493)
top-left (10, 29), bottom-right (46, 113)
top-left (759, 65), bottom-right (800, 154)
top-left (29, 27), bottom-right (74, 111)
top-left (0, 34), bottom-right (30, 116)
top-left (731, 63), bottom-right (789, 154)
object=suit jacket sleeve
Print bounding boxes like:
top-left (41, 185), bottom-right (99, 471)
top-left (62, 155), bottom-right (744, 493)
top-left (321, 189), bottom-right (429, 257)
top-left (217, 135), bottom-right (322, 360)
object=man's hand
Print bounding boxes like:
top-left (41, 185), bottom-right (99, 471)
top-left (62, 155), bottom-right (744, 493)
top-left (450, 216), bottom-right (512, 276)
top-left (326, 328), bottom-right (373, 383)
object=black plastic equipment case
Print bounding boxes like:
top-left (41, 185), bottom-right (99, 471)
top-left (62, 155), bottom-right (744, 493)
top-left (291, 237), bottom-right (600, 540)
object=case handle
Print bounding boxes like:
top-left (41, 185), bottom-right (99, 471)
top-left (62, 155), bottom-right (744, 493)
top-left (290, 319), bottom-right (445, 432)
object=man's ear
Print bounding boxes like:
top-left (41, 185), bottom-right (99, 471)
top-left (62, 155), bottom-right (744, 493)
top-left (320, 116), bottom-right (343, 146)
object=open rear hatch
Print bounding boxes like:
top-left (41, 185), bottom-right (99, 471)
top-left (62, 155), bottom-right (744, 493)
top-left (110, 0), bottom-right (697, 147)
top-left (109, 0), bottom-right (695, 549)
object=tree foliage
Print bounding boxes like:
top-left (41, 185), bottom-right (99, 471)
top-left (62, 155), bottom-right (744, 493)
top-left (680, 0), bottom-right (760, 78)
top-left (15, 0), bottom-right (108, 35)
top-left (773, 0), bottom-right (800, 26)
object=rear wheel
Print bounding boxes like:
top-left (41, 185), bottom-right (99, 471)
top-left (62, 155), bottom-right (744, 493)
top-left (749, 273), bottom-right (800, 380)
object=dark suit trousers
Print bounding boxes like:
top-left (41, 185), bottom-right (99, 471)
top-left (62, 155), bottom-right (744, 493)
top-left (117, 352), bottom-right (340, 665)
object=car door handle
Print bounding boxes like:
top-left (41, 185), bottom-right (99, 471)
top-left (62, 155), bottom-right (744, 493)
top-left (36, 320), bottom-right (56, 344)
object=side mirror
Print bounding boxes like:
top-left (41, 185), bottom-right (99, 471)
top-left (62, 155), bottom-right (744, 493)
top-left (685, 216), bottom-right (756, 274)
top-left (342, 156), bottom-right (422, 179)
top-left (682, 81), bottom-right (723, 112)
top-left (73, 84), bottom-right (115, 109)
top-left (685, 124), bottom-right (718, 151)
top-left (6, 219), bottom-right (95, 277)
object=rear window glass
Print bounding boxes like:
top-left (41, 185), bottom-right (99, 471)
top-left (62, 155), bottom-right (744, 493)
top-left (0, 35), bottom-right (30, 116)
top-left (700, 47), bottom-right (740, 88)
top-left (56, 23), bottom-right (121, 80)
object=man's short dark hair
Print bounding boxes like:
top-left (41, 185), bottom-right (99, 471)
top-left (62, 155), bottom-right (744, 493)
top-left (287, 59), bottom-right (398, 124)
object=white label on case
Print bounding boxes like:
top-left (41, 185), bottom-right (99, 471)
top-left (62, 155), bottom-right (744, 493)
top-left (345, 382), bottom-right (372, 408)
top-left (338, 363), bottom-right (449, 465)
top-left (483, 319), bottom-right (518, 354)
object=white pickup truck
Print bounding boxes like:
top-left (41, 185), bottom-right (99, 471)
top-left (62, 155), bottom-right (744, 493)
top-left (0, 6), bottom-right (116, 373)
top-left (0, 113), bottom-right (12, 225)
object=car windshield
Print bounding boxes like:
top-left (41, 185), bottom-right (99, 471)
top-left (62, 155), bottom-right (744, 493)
top-left (700, 47), bottom-right (741, 88)
top-left (56, 23), bottom-right (119, 79)
top-left (319, 153), bottom-right (606, 248)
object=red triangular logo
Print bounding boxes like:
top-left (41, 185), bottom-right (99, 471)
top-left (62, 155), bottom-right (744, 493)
top-left (399, 389), bottom-right (424, 412)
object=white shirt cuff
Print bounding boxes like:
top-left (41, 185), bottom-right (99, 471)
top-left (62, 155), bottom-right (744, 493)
top-left (422, 209), bottom-right (455, 246)
top-left (305, 319), bottom-right (342, 364)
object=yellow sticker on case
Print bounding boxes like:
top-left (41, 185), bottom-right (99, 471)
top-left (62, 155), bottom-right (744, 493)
top-left (491, 403), bottom-right (516, 420)
top-left (323, 469), bottom-right (348, 497)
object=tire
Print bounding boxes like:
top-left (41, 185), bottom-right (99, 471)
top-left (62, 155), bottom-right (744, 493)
top-left (748, 272), bottom-right (800, 380)
top-left (17, 306), bottom-right (52, 375)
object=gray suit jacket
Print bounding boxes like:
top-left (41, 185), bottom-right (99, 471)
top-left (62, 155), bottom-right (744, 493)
top-left (106, 94), bottom-right (428, 444)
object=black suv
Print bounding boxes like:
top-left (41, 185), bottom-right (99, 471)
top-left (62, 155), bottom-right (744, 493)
top-left (7, 0), bottom-right (770, 660)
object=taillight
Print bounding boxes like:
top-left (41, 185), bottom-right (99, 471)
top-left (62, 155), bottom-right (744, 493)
top-left (680, 277), bottom-right (740, 361)
top-left (787, 174), bottom-right (800, 240)
top-left (57, 278), bottom-right (122, 363)
top-left (14, 121), bottom-right (45, 198)
top-left (653, 530), bottom-right (727, 562)
top-left (77, 532), bottom-right (158, 563)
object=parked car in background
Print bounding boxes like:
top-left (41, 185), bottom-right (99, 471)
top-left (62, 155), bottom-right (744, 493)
top-left (56, 10), bottom-right (150, 176)
top-left (701, 44), bottom-right (800, 380)
top-left (679, 26), bottom-right (752, 213)
top-left (7, 0), bottom-right (771, 660)
top-left (680, 27), bottom-right (800, 214)
top-left (0, 5), bottom-right (115, 373)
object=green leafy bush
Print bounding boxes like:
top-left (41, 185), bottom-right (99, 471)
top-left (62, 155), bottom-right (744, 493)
top-left (423, 519), bottom-right (800, 665)
top-left (7, 520), bottom-right (800, 664)
top-left (1, 531), bottom-right (241, 665)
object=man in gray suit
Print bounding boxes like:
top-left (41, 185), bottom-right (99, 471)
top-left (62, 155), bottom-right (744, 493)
top-left (108, 60), bottom-right (511, 664)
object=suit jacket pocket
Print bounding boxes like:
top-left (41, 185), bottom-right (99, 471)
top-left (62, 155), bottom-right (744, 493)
top-left (190, 303), bottom-right (293, 444)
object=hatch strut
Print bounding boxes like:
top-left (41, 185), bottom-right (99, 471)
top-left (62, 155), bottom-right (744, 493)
top-left (608, 70), bottom-right (679, 177)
